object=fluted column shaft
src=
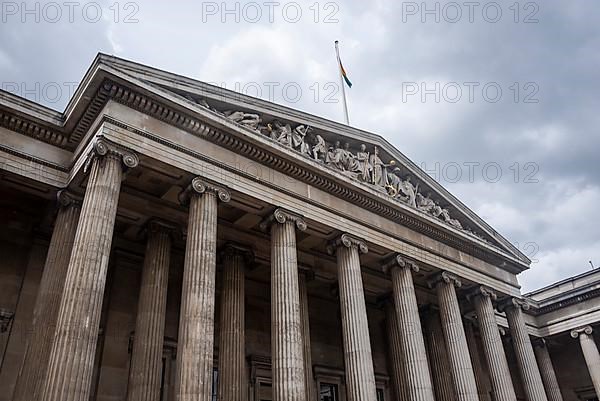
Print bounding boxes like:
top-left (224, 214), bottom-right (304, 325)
top-left (572, 327), bottom-right (600, 397)
top-left (217, 245), bottom-right (248, 401)
top-left (533, 341), bottom-right (564, 401)
top-left (472, 290), bottom-right (517, 401)
top-left (329, 234), bottom-right (377, 401)
top-left (504, 299), bottom-right (548, 401)
top-left (175, 178), bottom-right (229, 401)
top-left (127, 222), bottom-right (172, 401)
top-left (12, 194), bottom-right (80, 401)
top-left (434, 273), bottom-right (480, 401)
top-left (385, 301), bottom-right (408, 401)
top-left (385, 256), bottom-right (435, 401)
top-left (267, 209), bottom-right (307, 401)
top-left (42, 139), bottom-right (138, 401)
top-left (299, 271), bottom-right (317, 401)
top-left (425, 310), bottom-right (456, 401)
top-left (464, 320), bottom-right (491, 401)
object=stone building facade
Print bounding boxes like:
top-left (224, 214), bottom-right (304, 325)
top-left (0, 54), bottom-right (598, 401)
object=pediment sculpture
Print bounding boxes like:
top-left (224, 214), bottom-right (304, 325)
top-left (195, 98), bottom-right (490, 241)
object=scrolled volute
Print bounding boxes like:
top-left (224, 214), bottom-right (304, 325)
top-left (382, 254), bottom-right (419, 275)
top-left (259, 208), bottom-right (307, 232)
top-left (178, 177), bottom-right (231, 205)
top-left (428, 271), bottom-right (462, 289)
top-left (571, 325), bottom-right (593, 339)
top-left (326, 233), bottom-right (368, 256)
top-left (85, 137), bottom-right (139, 173)
top-left (498, 297), bottom-right (531, 313)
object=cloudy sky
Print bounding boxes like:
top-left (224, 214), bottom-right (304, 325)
top-left (1, 0), bottom-right (598, 292)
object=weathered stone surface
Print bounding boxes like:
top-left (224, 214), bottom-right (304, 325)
top-left (431, 272), bottom-right (479, 401)
top-left (472, 287), bottom-right (517, 401)
top-left (42, 139), bottom-right (138, 401)
top-left (175, 177), bottom-right (229, 401)
top-left (127, 221), bottom-right (173, 401)
top-left (329, 233), bottom-right (377, 401)
top-left (571, 326), bottom-right (600, 397)
top-left (533, 339), bottom-right (564, 401)
top-left (12, 193), bottom-right (80, 401)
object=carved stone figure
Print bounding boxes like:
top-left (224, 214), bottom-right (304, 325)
top-left (434, 207), bottom-right (463, 229)
top-left (341, 143), bottom-right (361, 175)
top-left (369, 146), bottom-right (388, 188)
top-left (326, 141), bottom-right (345, 171)
top-left (293, 125), bottom-right (312, 156)
top-left (223, 111), bottom-right (261, 130)
top-left (398, 176), bottom-right (417, 208)
top-left (356, 144), bottom-right (371, 182)
top-left (312, 135), bottom-right (328, 161)
top-left (270, 121), bottom-right (293, 146)
top-left (417, 192), bottom-right (437, 214)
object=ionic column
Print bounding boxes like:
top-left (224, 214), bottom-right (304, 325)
top-left (217, 243), bottom-right (252, 401)
top-left (299, 269), bottom-right (317, 401)
top-left (42, 138), bottom-right (138, 401)
top-left (260, 208), bottom-right (308, 401)
top-left (12, 192), bottom-right (81, 401)
top-left (501, 298), bottom-right (548, 401)
top-left (127, 220), bottom-right (175, 401)
top-left (571, 326), bottom-right (600, 397)
top-left (327, 234), bottom-right (377, 401)
top-left (424, 308), bottom-right (456, 401)
top-left (430, 272), bottom-right (479, 401)
top-left (471, 287), bottom-right (517, 401)
top-left (533, 339), bottom-right (564, 401)
top-left (384, 300), bottom-right (408, 401)
top-left (464, 320), bottom-right (491, 401)
top-left (175, 178), bottom-right (230, 401)
top-left (383, 255), bottom-right (435, 401)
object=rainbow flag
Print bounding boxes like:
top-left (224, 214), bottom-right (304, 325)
top-left (339, 59), bottom-right (352, 88)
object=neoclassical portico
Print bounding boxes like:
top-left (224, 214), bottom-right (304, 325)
top-left (0, 54), bottom-right (599, 401)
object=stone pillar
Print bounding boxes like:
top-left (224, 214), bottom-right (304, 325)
top-left (464, 320), bottom-right (491, 401)
top-left (430, 272), bottom-right (480, 401)
top-left (533, 339), bottom-right (564, 401)
top-left (299, 269), bottom-right (317, 401)
top-left (12, 192), bottom-right (81, 401)
top-left (175, 178), bottom-right (230, 401)
top-left (127, 220), bottom-right (174, 401)
top-left (383, 255), bottom-right (435, 401)
top-left (471, 287), bottom-right (517, 401)
top-left (502, 298), bottom-right (548, 401)
top-left (424, 308), bottom-right (456, 401)
top-left (217, 243), bottom-right (252, 401)
top-left (327, 233), bottom-right (377, 401)
top-left (260, 208), bottom-right (307, 401)
top-left (571, 326), bottom-right (600, 397)
top-left (384, 300), bottom-right (407, 401)
top-left (42, 138), bottom-right (138, 401)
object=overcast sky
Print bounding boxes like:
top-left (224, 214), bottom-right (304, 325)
top-left (1, 0), bottom-right (598, 292)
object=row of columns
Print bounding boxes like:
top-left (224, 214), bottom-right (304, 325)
top-left (7, 137), bottom-right (599, 401)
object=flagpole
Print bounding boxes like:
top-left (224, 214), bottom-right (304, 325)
top-left (335, 40), bottom-right (350, 125)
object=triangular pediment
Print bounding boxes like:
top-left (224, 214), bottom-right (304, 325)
top-left (0, 53), bottom-right (530, 267)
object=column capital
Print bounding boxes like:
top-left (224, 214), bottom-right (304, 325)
top-left (382, 254), bottom-right (419, 275)
top-left (144, 218), bottom-right (179, 239)
top-left (219, 242), bottom-right (254, 265)
top-left (428, 271), bottom-right (462, 289)
top-left (467, 285), bottom-right (498, 302)
top-left (57, 190), bottom-right (82, 209)
top-left (326, 233), bottom-right (368, 255)
top-left (571, 326), bottom-right (593, 339)
top-left (84, 137), bottom-right (139, 173)
top-left (259, 208), bottom-right (307, 232)
top-left (498, 297), bottom-right (531, 313)
top-left (179, 177), bottom-right (231, 205)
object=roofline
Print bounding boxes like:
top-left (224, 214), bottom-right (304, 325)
top-left (525, 267), bottom-right (600, 297)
